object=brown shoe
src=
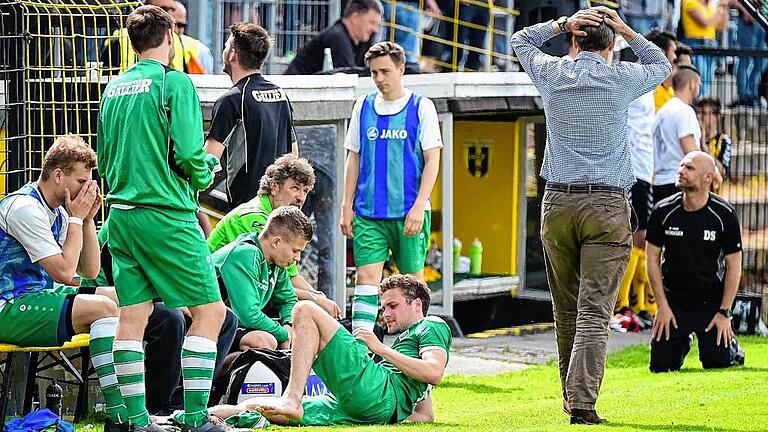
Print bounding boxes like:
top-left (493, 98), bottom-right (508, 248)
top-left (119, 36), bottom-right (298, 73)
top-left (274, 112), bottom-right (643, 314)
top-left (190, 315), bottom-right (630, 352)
top-left (570, 409), bottom-right (607, 425)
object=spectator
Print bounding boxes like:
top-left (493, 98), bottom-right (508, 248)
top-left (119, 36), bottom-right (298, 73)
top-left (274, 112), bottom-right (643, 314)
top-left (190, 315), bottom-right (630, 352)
top-left (381, 0), bottom-right (442, 72)
top-left (675, 42), bottom-right (694, 66)
top-left (647, 151), bottom-right (745, 372)
top-left (285, 0), bottom-right (382, 75)
top-left (172, 1), bottom-right (215, 74)
top-left (679, 0), bottom-right (730, 96)
top-left (647, 29), bottom-right (679, 111)
top-left (205, 23), bottom-right (298, 208)
top-left (733, 0), bottom-right (767, 106)
top-left (652, 65), bottom-right (702, 203)
top-left (623, 0), bottom-right (666, 35)
top-left (696, 96), bottom-right (731, 192)
top-left (454, 0), bottom-right (491, 71)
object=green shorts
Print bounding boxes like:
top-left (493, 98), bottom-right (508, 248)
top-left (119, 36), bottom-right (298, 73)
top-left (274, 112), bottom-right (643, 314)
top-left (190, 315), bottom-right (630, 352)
top-left (353, 211), bottom-right (431, 274)
top-left (106, 207), bottom-right (221, 309)
top-left (0, 291), bottom-right (74, 346)
top-left (298, 327), bottom-right (396, 426)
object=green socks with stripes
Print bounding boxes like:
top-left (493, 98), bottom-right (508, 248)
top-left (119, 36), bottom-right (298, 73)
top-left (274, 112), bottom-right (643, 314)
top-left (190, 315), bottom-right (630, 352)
top-left (352, 284), bottom-right (379, 331)
top-left (181, 336), bottom-right (217, 428)
top-left (89, 317), bottom-right (127, 424)
top-left (113, 339), bottom-right (150, 428)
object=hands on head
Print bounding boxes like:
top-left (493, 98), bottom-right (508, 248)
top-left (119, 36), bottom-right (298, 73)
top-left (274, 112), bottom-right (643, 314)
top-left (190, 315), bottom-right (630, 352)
top-left (566, 6), bottom-right (634, 39)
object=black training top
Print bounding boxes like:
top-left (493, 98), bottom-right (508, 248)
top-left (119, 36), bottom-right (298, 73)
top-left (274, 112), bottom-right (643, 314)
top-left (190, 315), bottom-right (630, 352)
top-left (646, 192), bottom-right (742, 304)
top-left (208, 73), bottom-right (296, 207)
top-left (285, 20), bottom-right (371, 75)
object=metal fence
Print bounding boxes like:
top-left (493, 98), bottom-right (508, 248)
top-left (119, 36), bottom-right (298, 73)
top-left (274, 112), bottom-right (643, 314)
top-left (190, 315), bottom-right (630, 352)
top-left (208, 0), bottom-right (338, 74)
top-left (0, 0), bottom-right (137, 197)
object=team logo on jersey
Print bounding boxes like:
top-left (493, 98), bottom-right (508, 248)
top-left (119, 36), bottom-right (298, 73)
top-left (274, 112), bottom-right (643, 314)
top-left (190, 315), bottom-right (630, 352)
top-left (464, 141), bottom-right (492, 178)
top-left (251, 88), bottom-right (287, 103)
top-left (367, 127), bottom-right (408, 140)
top-left (703, 230), bottom-right (717, 241)
top-left (107, 79), bottom-right (152, 98)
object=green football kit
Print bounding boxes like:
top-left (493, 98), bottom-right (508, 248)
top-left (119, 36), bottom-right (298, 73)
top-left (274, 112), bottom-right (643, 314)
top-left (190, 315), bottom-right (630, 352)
top-left (97, 58), bottom-right (220, 429)
top-left (207, 194), bottom-right (298, 278)
top-left (211, 233), bottom-right (297, 343)
top-left (297, 315), bottom-right (452, 425)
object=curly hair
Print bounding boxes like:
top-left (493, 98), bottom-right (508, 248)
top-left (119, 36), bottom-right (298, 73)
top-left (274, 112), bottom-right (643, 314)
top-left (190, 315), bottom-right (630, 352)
top-left (41, 135), bottom-right (97, 180)
top-left (257, 154), bottom-right (316, 195)
top-left (380, 274), bottom-right (431, 316)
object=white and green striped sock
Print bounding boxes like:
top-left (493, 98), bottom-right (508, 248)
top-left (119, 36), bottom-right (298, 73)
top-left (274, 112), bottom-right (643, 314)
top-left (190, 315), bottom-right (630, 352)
top-left (181, 336), bottom-right (217, 428)
top-left (352, 284), bottom-right (379, 331)
top-left (89, 317), bottom-right (127, 424)
top-left (113, 340), bottom-right (149, 428)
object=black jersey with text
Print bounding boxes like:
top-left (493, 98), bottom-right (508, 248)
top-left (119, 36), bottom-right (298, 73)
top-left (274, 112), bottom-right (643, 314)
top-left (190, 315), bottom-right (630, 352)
top-left (208, 73), bottom-right (296, 207)
top-left (646, 192), bottom-right (742, 304)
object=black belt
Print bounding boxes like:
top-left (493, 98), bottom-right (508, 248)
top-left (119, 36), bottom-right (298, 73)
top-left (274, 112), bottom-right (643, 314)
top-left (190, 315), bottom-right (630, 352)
top-left (545, 182), bottom-right (625, 195)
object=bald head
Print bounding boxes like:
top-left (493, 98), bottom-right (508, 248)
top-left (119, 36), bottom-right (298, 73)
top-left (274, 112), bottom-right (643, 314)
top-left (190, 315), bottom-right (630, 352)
top-left (676, 151), bottom-right (718, 192)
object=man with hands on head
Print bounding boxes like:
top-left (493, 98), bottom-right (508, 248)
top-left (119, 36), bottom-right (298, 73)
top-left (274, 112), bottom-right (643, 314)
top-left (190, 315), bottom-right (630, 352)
top-left (646, 151), bottom-right (745, 372)
top-left (207, 274), bottom-right (452, 426)
top-left (0, 135), bottom-right (131, 432)
top-left (511, 6), bottom-right (671, 425)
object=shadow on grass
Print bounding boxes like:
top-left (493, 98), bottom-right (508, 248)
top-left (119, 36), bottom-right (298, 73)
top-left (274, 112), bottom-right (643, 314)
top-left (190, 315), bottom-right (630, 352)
top-left (606, 422), bottom-right (748, 432)
top-left (673, 366), bottom-right (768, 374)
top-left (438, 380), bottom-right (523, 394)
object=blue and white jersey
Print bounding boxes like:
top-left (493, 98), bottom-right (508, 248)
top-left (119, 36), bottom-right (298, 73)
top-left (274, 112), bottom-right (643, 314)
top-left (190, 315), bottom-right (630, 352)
top-left (0, 182), bottom-right (68, 301)
top-left (344, 89), bottom-right (443, 220)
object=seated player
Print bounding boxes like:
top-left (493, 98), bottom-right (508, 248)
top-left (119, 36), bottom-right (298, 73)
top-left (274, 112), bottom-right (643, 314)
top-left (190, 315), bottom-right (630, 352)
top-left (0, 135), bottom-right (128, 430)
top-left (208, 154), bottom-right (340, 318)
top-left (212, 206), bottom-right (312, 351)
top-left (207, 274), bottom-right (452, 426)
top-left (79, 218), bottom-right (239, 416)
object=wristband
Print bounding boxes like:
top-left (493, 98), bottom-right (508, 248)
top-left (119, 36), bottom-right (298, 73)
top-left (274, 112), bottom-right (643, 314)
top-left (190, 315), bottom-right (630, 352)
top-left (68, 217), bottom-right (84, 226)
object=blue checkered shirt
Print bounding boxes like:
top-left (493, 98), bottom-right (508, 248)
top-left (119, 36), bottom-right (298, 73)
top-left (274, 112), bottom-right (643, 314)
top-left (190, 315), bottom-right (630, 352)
top-left (511, 22), bottom-right (672, 189)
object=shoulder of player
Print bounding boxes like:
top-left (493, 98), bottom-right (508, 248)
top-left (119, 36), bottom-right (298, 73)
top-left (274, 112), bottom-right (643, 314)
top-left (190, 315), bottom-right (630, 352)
top-left (163, 68), bottom-right (198, 91)
top-left (708, 194), bottom-right (737, 216)
top-left (652, 193), bottom-right (683, 216)
top-left (417, 316), bottom-right (450, 333)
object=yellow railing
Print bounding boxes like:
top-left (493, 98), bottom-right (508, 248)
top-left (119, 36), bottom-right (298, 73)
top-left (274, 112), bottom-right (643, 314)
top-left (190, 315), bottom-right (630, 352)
top-left (0, 0), bottom-right (138, 198)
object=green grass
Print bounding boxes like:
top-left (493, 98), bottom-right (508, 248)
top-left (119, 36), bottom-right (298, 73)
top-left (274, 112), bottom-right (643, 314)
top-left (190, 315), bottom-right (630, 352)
top-left (76, 336), bottom-right (768, 431)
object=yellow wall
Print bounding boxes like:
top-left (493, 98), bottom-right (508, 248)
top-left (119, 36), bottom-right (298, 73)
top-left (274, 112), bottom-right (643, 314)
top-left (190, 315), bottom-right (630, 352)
top-left (453, 120), bottom-right (520, 275)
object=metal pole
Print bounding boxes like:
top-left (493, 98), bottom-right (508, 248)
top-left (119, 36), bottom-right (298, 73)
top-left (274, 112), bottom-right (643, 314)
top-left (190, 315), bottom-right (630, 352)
top-left (438, 112), bottom-right (453, 317)
top-left (334, 118), bottom-right (349, 315)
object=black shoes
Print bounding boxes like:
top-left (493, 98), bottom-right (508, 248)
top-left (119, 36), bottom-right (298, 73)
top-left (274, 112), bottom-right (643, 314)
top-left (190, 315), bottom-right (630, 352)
top-left (570, 409), bottom-right (607, 425)
top-left (104, 418), bottom-right (129, 432)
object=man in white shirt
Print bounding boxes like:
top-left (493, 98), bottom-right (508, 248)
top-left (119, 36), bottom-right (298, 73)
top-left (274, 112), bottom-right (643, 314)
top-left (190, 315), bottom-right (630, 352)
top-left (341, 41), bottom-right (443, 332)
top-left (0, 135), bottom-right (129, 431)
top-left (652, 65), bottom-right (702, 204)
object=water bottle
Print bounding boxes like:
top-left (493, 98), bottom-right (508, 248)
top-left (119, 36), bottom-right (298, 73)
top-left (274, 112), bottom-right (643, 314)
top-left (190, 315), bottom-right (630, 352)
top-left (322, 48), bottom-right (334, 72)
top-left (452, 238), bottom-right (462, 272)
top-left (45, 380), bottom-right (63, 417)
top-left (469, 238), bottom-right (483, 275)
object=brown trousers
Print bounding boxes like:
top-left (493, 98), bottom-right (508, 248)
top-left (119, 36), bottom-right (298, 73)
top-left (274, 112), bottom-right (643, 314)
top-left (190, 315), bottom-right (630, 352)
top-left (540, 189), bottom-right (631, 411)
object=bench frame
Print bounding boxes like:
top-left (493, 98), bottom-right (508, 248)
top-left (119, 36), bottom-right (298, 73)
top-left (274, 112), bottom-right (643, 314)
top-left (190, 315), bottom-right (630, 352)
top-left (0, 347), bottom-right (92, 427)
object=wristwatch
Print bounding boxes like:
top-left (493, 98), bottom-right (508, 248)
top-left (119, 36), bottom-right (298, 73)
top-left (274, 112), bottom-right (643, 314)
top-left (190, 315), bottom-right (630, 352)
top-left (556, 16), bottom-right (568, 33)
top-left (717, 308), bottom-right (732, 318)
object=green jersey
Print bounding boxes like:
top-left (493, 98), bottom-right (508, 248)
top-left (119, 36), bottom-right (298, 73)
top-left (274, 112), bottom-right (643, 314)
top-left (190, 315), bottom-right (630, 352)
top-left (382, 316), bottom-right (452, 421)
top-left (97, 59), bottom-right (213, 221)
top-left (79, 223), bottom-right (110, 288)
top-left (208, 194), bottom-right (299, 277)
top-left (212, 232), bottom-right (297, 343)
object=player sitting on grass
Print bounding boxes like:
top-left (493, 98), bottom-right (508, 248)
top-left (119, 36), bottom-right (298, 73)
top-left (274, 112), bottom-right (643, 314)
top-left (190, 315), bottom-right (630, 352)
top-left (207, 274), bottom-right (451, 426)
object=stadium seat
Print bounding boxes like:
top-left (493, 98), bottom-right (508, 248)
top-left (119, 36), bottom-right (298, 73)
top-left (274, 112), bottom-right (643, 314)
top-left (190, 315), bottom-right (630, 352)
top-left (0, 334), bottom-right (92, 427)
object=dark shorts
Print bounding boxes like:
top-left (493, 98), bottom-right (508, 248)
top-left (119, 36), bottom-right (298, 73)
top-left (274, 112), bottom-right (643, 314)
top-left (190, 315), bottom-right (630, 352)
top-left (629, 179), bottom-right (653, 231)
